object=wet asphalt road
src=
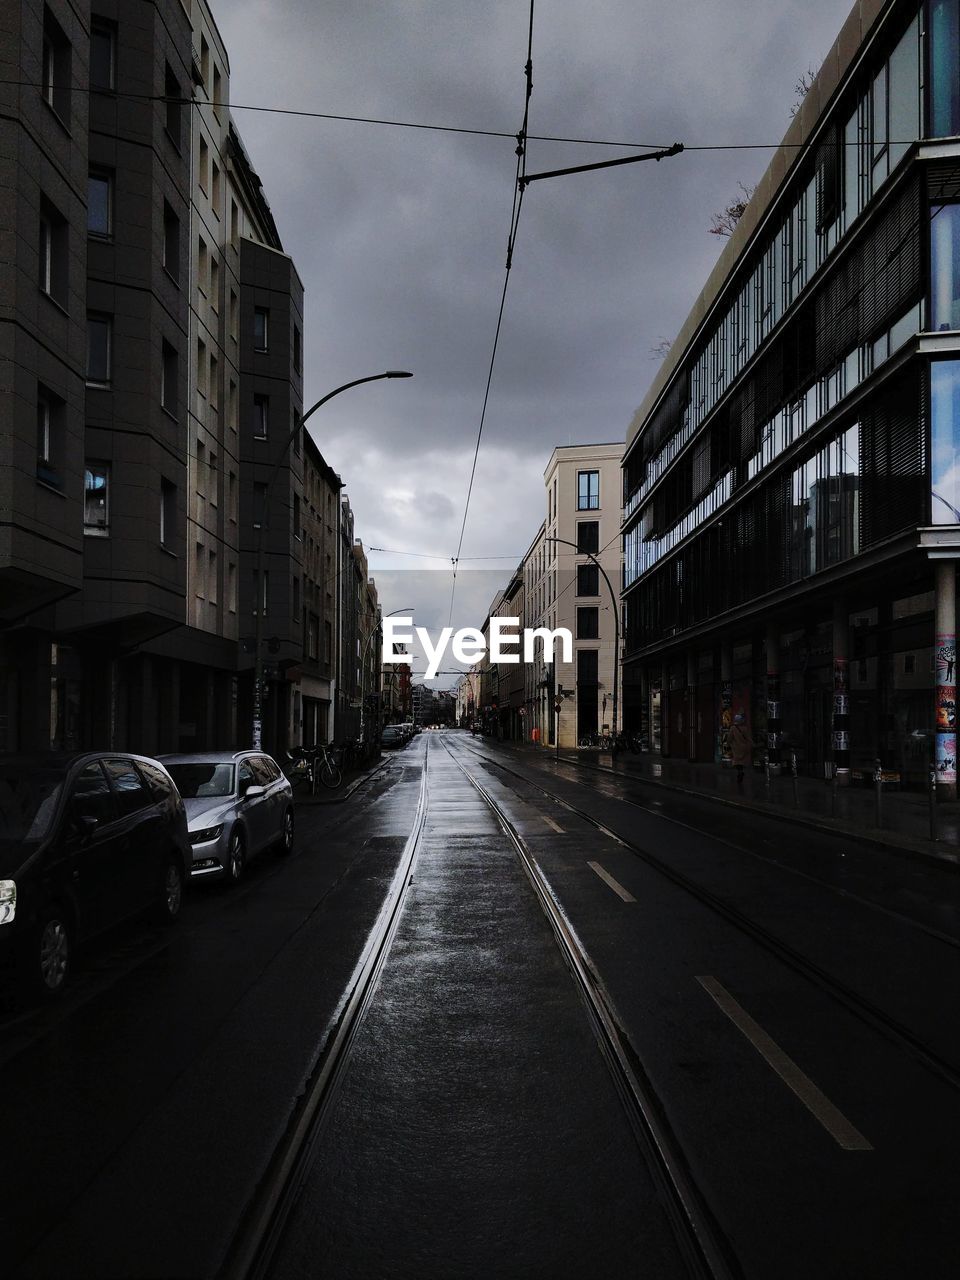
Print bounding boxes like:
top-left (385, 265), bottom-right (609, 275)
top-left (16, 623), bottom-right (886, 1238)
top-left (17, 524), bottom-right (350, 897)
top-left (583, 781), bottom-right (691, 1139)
top-left (2, 731), bottom-right (959, 1278)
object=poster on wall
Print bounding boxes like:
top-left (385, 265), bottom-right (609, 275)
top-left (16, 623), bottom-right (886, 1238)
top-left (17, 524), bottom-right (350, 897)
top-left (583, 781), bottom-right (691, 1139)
top-left (936, 635), bottom-right (956, 687)
top-left (937, 686), bottom-right (957, 731)
top-left (718, 681), bottom-right (733, 763)
top-left (936, 732), bottom-right (956, 782)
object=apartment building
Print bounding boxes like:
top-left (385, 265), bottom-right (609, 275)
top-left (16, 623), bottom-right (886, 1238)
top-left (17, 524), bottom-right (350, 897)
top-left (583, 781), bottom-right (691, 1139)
top-left (621, 0), bottom-right (960, 792)
top-left (298, 434), bottom-right (342, 746)
top-left (534, 444), bottom-right (623, 749)
top-left (0, 0), bottom-right (324, 759)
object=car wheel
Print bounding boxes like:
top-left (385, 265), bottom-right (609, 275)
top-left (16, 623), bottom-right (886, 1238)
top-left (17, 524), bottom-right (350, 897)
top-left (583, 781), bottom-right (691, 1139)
top-left (225, 828), bottom-right (245, 885)
top-left (277, 808), bottom-right (294, 856)
top-left (154, 858), bottom-right (184, 925)
top-left (22, 906), bottom-right (73, 1000)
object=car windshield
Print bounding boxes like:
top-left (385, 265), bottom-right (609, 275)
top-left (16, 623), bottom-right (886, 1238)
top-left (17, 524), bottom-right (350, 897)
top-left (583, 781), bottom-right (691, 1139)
top-left (0, 767), bottom-right (63, 843)
top-left (166, 762), bottom-right (235, 799)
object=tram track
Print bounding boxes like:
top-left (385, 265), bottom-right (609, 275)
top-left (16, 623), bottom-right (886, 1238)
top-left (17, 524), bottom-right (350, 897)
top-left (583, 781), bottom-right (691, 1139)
top-left (220, 745), bottom-right (430, 1280)
top-left (452, 737), bottom-right (960, 1094)
top-left (439, 736), bottom-right (741, 1280)
top-left (482, 741), bottom-right (960, 953)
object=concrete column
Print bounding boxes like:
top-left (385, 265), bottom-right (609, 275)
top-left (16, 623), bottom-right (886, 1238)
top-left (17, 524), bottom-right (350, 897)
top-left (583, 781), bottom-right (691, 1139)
top-left (832, 600), bottom-right (850, 784)
top-left (765, 622), bottom-right (781, 774)
top-left (935, 561), bottom-right (957, 799)
top-left (719, 642), bottom-right (733, 765)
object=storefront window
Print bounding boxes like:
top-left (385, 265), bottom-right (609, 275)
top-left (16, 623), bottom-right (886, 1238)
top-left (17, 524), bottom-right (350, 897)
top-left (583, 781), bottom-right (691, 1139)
top-left (931, 360), bottom-right (960, 523)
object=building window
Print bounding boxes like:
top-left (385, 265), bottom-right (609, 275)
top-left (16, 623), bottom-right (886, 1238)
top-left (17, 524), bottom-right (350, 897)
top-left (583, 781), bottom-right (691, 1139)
top-left (292, 575), bottom-right (300, 621)
top-left (577, 470), bottom-right (600, 510)
top-left (253, 394), bottom-right (268, 438)
top-left (39, 197), bottom-right (68, 305)
top-left (200, 34), bottom-right (209, 88)
top-left (83, 464), bottom-right (110, 536)
top-left (576, 563), bottom-right (599, 596)
top-left (228, 470), bottom-right (237, 522)
top-left (87, 171), bottom-right (111, 237)
top-left (196, 439), bottom-right (206, 497)
top-left (293, 493), bottom-right (302, 539)
top-left (577, 607), bottom-right (599, 639)
top-left (253, 481), bottom-right (267, 528)
top-left (228, 561), bottom-right (237, 613)
top-left (212, 64), bottom-right (222, 118)
top-left (576, 649), bottom-right (598, 686)
top-left (253, 307), bottom-right (269, 351)
top-left (308, 613), bottom-right (319, 660)
top-left (931, 204), bottom-right (960, 332)
top-left (932, 361), bottom-right (960, 524)
top-left (211, 160), bottom-right (221, 213)
top-left (86, 313), bottom-right (112, 384)
top-left (164, 64), bottom-right (183, 149)
top-left (89, 20), bottom-right (116, 91)
top-left (930, 0), bottom-right (960, 138)
top-left (161, 339), bottom-right (178, 415)
top-left (209, 353), bottom-right (218, 409)
top-left (576, 521), bottom-right (599, 554)
top-left (160, 478), bottom-right (176, 546)
top-left (42, 6), bottom-right (71, 123)
top-left (198, 135), bottom-right (208, 193)
top-left (230, 199), bottom-right (239, 246)
top-left (254, 569), bottom-right (268, 616)
top-left (36, 386), bottom-right (64, 486)
top-left (197, 338), bottom-right (207, 396)
top-left (198, 236), bottom-right (208, 293)
top-left (163, 201), bottom-right (180, 282)
top-left (228, 379), bottom-right (238, 432)
top-left (229, 290), bottom-right (238, 343)
top-left (208, 549), bottom-right (218, 605)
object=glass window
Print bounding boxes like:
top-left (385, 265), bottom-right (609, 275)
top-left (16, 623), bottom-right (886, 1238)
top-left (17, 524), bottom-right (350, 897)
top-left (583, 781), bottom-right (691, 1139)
top-left (88, 171), bottom-right (111, 236)
top-left (576, 649), bottom-right (598, 686)
top-left (37, 392), bottom-right (52, 465)
top-left (83, 464), bottom-right (109, 536)
top-left (166, 762), bottom-right (234, 799)
top-left (577, 563), bottom-right (599, 596)
top-left (90, 21), bottom-right (115, 91)
top-left (162, 340), bottom-right (178, 414)
top-left (253, 394), bottom-right (268, 437)
top-left (577, 521), bottom-right (599, 554)
top-left (102, 759), bottom-right (151, 816)
top-left (68, 761), bottom-right (116, 828)
top-left (929, 0), bottom-right (960, 139)
top-left (932, 361), bottom-right (960, 523)
top-left (86, 313), bottom-right (112, 384)
top-left (160, 478), bottom-right (176, 546)
top-left (163, 202), bottom-right (180, 281)
top-left (39, 197), bottom-right (67, 303)
top-left (577, 470), bottom-right (599, 509)
top-left (253, 308), bottom-right (269, 351)
top-left (137, 759), bottom-right (175, 802)
top-left (164, 64), bottom-right (182, 148)
top-left (888, 16), bottom-right (920, 169)
top-left (577, 607), bottom-right (599, 639)
top-left (931, 204), bottom-right (960, 332)
top-left (42, 6), bottom-right (71, 122)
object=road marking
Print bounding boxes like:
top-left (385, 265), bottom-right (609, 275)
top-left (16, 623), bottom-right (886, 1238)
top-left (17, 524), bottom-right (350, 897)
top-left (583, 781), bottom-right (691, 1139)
top-left (696, 976), bottom-right (873, 1151)
top-left (542, 815), bottom-right (564, 834)
top-left (587, 861), bottom-right (636, 902)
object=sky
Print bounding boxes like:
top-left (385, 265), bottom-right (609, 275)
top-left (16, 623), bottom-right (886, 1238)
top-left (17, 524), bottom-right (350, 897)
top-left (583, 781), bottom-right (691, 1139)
top-left (214, 0), bottom-right (852, 683)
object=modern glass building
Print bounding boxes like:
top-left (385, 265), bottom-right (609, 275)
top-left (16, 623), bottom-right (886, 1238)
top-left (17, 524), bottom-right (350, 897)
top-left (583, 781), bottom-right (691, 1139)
top-left (622, 0), bottom-right (960, 792)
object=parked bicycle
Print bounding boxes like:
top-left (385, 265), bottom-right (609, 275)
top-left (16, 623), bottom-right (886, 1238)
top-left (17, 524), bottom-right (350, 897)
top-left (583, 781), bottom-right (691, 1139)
top-left (284, 744), bottom-right (343, 795)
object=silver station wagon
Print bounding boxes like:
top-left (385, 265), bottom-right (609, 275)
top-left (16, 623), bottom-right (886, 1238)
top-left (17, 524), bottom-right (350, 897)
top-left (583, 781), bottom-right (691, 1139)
top-left (160, 751), bottom-right (294, 884)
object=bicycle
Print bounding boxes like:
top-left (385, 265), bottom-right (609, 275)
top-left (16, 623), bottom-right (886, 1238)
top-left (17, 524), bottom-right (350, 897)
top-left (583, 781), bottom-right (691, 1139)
top-left (285, 744), bottom-right (343, 794)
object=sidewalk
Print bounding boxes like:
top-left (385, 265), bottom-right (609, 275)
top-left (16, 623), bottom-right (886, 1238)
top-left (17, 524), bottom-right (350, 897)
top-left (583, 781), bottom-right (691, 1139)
top-left (520, 742), bottom-right (960, 871)
top-left (293, 753), bottom-right (391, 805)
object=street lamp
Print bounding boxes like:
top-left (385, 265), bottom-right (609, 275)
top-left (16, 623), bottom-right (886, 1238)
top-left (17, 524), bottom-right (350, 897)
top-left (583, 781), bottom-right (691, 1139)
top-left (543, 535), bottom-right (620, 758)
top-left (252, 371), bottom-right (413, 749)
top-left (360, 606), bottom-right (414, 745)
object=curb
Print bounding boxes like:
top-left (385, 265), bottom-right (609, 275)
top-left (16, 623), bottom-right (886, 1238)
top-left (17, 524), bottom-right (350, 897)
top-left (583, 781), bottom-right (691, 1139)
top-left (294, 755), bottom-right (392, 806)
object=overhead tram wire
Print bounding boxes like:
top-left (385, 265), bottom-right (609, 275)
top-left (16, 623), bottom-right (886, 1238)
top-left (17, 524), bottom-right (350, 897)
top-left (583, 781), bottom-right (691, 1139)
top-left (446, 0), bottom-right (536, 631)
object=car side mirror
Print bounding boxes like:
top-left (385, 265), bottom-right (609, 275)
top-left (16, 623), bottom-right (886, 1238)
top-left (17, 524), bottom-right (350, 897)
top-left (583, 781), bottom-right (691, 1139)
top-left (75, 814), bottom-right (99, 839)
top-left (242, 784), bottom-right (266, 800)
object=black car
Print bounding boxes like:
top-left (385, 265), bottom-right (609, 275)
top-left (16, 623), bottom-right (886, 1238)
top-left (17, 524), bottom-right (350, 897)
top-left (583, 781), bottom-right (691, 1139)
top-left (0, 752), bottom-right (190, 1000)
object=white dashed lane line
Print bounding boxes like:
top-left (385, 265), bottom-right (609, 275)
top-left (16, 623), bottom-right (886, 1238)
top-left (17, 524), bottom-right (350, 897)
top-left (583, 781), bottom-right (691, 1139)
top-left (587, 861), bottom-right (636, 903)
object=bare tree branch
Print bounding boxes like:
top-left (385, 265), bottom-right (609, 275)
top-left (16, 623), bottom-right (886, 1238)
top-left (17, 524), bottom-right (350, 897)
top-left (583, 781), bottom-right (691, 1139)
top-left (708, 182), bottom-right (755, 238)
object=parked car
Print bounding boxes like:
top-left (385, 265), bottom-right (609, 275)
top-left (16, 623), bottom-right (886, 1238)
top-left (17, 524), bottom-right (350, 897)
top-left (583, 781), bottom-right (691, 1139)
top-left (0, 752), bottom-right (190, 1000)
top-left (159, 751), bottom-right (294, 885)
top-left (381, 725), bottom-right (405, 749)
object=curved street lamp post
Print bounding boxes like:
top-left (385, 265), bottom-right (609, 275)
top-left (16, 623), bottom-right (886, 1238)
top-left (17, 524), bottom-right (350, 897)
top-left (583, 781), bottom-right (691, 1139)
top-left (252, 371), bottom-right (412, 749)
top-left (543, 535), bottom-right (620, 758)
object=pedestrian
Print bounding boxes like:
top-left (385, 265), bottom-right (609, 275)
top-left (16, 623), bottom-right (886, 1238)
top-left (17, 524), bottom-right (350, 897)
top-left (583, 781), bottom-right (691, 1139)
top-left (729, 713), bottom-right (752, 786)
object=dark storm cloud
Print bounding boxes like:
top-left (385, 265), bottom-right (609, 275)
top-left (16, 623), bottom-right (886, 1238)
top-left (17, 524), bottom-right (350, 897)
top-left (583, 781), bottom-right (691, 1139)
top-left (216, 0), bottom-right (851, 634)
